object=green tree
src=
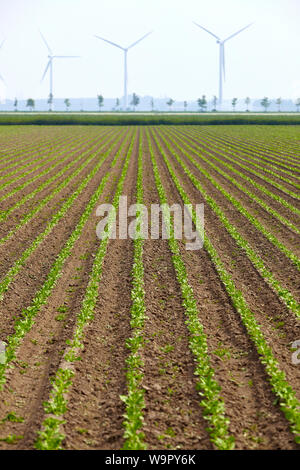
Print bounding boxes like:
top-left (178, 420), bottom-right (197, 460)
top-left (47, 93), bottom-right (53, 111)
top-left (64, 98), bottom-right (71, 112)
top-left (296, 98), bottom-right (300, 112)
top-left (115, 98), bottom-right (120, 110)
top-left (14, 98), bottom-right (18, 112)
top-left (245, 97), bottom-right (251, 112)
top-left (197, 95), bottom-right (207, 112)
top-left (26, 98), bottom-right (35, 112)
top-left (212, 96), bottom-right (217, 112)
top-left (166, 98), bottom-right (174, 111)
top-left (232, 97), bottom-right (238, 112)
top-left (183, 100), bottom-right (188, 112)
top-left (261, 97), bottom-right (271, 112)
top-left (276, 97), bottom-right (282, 112)
top-left (97, 94), bottom-right (104, 111)
top-left (131, 93), bottom-right (140, 111)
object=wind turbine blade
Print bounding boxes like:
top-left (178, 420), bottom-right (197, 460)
top-left (41, 60), bottom-right (51, 82)
top-left (0, 39), bottom-right (5, 50)
top-left (39, 31), bottom-right (52, 54)
top-left (53, 56), bottom-right (80, 58)
top-left (94, 35), bottom-right (124, 50)
top-left (127, 31), bottom-right (153, 49)
top-left (223, 23), bottom-right (253, 42)
top-left (0, 73), bottom-right (5, 83)
top-left (193, 22), bottom-right (220, 41)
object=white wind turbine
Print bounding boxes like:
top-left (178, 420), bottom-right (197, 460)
top-left (193, 22), bottom-right (253, 106)
top-left (40, 32), bottom-right (79, 111)
top-left (94, 31), bottom-right (153, 109)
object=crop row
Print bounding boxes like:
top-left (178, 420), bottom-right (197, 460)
top-left (0, 128), bottom-right (114, 195)
top-left (0, 129), bottom-right (77, 170)
top-left (146, 129), bottom-right (235, 450)
top-left (35, 129), bottom-right (136, 450)
top-left (150, 129), bottom-right (300, 444)
top-left (164, 128), bottom-right (300, 234)
top-left (0, 129), bottom-right (132, 392)
top-left (159, 129), bottom-right (300, 273)
top-left (171, 127), bottom-right (300, 219)
top-left (204, 127), bottom-right (300, 166)
top-left (179, 127), bottom-right (300, 200)
top-left (0, 128), bottom-right (123, 230)
top-left (121, 132), bottom-right (147, 450)
top-left (154, 129), bottom-right (300, 320)
top-left (0, 132), bottom-right (79, 178)
top-left (199, 128), bottom-right (300, 176)
top-left (0, 128), bottom-right (92, 189)
top-left (0, 130), bottom-right (129, 301)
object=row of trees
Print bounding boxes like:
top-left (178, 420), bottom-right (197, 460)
top-left (189, 96), bottom-right (300, 112)
top-left (14, 95), bottom-right (300, 112)
top-left (154, 95), bottom-right (300, 112)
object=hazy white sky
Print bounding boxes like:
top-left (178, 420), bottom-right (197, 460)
top-left (0, 0), bottom-right (299, 101)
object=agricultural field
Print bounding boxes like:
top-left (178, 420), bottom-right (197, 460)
top-left (0, 124), bottom-right (299, 450)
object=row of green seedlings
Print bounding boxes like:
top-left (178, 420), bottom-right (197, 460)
top-left (146, 129), bottom-right (235, 450)
top-left (0, 151), bottom-right (76, 196)
top-left (179, 126), bottom-right (300, 198)
top-left (160, 129), bottom-right (300, 273)
top-left (0, 130), bottom-right (86, 190)
top-left (170, 127), bottom-right (300, 220)
top-left (172, 129), bottom-right (300, 221)
top-left (181, 127), bottom-right (300, 201)
top-left (196, 128), bottom-right (300, 189)
top-left (164, 127), bottom-right (300, 234)
top-left (0, 129), bottom-right (131, 302)
top-left (150, 130), bottom-right (300, 445)
top-left (205, 127), bottom-right (300, 168)
top-left (153, 129), bottom-right (300, 320)
top-left (0, 129), bottom-right (133, 391)
top-left (0, 131), bottom-right (76, 172)
top-left (0, 127), bottom-right (124, 229)
top-left (196, 127), bottom-right (300, 194)
top-left (200, 128), bottom-right (300, 177)
top-left (0, 127), bottom-right (76, 167)
top-left (0, 136), bottom-right (94, 206)
top-left (0, 132), bottom-right (79, 180)
top-left (0, 128), bottom-right (113, 197)
top-left (35, 129), bottom-right (136, 450)
top-left (211, 125), bottom-right (300, 156)
top-left (120, 132), bottom-right (147, 450)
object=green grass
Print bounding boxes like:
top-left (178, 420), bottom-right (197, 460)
top-left (1, 114), bottom-right (300, 126)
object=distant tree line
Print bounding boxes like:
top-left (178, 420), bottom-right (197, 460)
top-left (16, 95), bottom-right (300, 113)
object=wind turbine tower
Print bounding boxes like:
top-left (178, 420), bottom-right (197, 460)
top-left (40, 32), bottom-right (79, 111)
top-left (193, 22), bottom-right (253, 106)
top-left (95, 31), bottom-right (153, 110)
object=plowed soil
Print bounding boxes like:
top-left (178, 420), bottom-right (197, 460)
top-left (0, 125), bottom-right (299, 450)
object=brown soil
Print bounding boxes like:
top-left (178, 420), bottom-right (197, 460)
top-left (0, 125), bottom-right (299, 450)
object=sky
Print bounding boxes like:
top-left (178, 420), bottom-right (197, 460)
top-left (0, 0), bottom-right (299, 102)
